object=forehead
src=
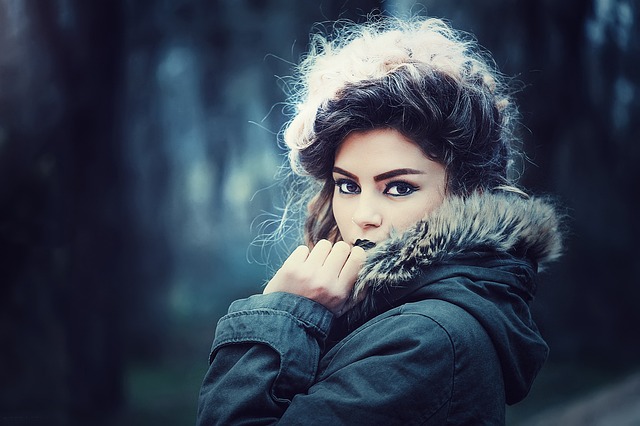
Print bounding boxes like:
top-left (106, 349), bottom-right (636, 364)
top-left (334, 128), bottom-right (430, 171)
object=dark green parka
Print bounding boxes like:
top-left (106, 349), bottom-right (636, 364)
top-left (197, 192), bottom-right (562, 425)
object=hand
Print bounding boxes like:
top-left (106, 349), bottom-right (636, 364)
top-left (263, 240), bottom-right (366, 317)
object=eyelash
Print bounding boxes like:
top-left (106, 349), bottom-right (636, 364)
top-left (334, 179), bottom-right (419, 197)
top-left (334, 178), bottom-right (360, 194)
top-left (385, 181), bottom-right (419, 197)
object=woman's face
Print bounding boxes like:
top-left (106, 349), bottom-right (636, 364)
top-left (332, 128), bottom-right (446, 247)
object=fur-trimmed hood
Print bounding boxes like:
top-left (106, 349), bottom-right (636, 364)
top-left (344, 191), bottom-right (563, 404)
top-left (354, 191), bottom-right (563, 298)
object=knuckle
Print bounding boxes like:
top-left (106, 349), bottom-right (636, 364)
top-left (286, 268), bottom-right (311, 284)
top-left (280, 265), bottom-right (305, 282)
top-left (350, 245), bottom-right (367, 261)
top-left (314, 239), bottom-right (332, 250)
top-left (332, 240), bottom-right (351, 254)
top-left (308, 274), bottom-right (330, 290)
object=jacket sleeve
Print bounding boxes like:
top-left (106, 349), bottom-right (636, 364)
top-left (197, 295), bottom-right (457, 425)
top-left (196, 292), bottom-right (333, 425)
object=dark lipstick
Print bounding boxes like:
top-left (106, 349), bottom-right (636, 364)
top-left (354, 239), bottom-right (376, 250)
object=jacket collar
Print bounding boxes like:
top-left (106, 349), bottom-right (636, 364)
top-left (351, 190), bottom-right (563, 302)
top-left (337, 191), bottom-right (562, 404)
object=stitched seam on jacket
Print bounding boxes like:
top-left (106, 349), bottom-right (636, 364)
top-left (222, 309), bottom-right (330, 337)
top-left (397, 308), bottom-right (456, 426)
top-left (212, 316), bottom-right (319, 403)
top-left (319, 310), bottom-right (455, 423)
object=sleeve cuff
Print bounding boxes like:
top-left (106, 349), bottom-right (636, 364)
top-left (226, 292), bottom-right (334, 339)
top-left (210, 292), bottom-right (334, 401)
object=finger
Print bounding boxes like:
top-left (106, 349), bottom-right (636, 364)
top-left (338, 245), bottom-right (366, 286)
top-left (304, 239), bottom-right (332, 268)
top-left (331, 247), bottom-right (366, 317)
top-left (321, 241), bottom-right (352, 277)
top-left (281, 245), bottom-right (310, 268)
top-left (336, 248), bottom-right (367, 316)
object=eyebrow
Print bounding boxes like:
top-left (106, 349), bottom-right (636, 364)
top-left (333, 167), bottom-right (425, 182)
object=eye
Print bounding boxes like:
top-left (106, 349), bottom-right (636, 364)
top-left (335, 178), bottom-right (360, 195)
top-left (384, 181), bottom-right (419, 197)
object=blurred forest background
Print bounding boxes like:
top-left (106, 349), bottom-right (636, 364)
top-left (1, 0), bottom-right (638, 425)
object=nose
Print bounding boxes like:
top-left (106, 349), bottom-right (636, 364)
top-left (351, 197), bottom-right (382, 229)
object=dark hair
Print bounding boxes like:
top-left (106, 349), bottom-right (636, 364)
top-left (276, 17), bottom-right (524, 246)
top-left (299, 66), bottom-right (515, 195)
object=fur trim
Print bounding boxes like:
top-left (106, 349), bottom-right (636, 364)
top-left (352, 192), bottom-right (563, 299)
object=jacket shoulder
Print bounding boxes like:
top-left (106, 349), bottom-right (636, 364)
top-left (316, 304), bottom-right (457, 424)
top-left (401, 298), bottom-right (500, 353)
top-left (319, 299), bottom-right (506, 424)
top-left (400, 299), bottom-right (506, 423)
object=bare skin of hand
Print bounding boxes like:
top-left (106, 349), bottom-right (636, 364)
top-left (263, 240), bottom-right (367, 317)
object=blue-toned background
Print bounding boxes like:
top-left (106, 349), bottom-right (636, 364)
top-left (1, 0), bottom-right (638, 424)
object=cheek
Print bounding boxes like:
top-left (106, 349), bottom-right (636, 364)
top-left (331, 195), bottom-right (351, 234)
top-left (389, 209), bottom-right (423, 232)
top-left (390, 194), bottom-right (444, 232)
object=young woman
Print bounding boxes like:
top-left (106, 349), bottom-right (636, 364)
top-left (197, 16), bottom-right (563, 425)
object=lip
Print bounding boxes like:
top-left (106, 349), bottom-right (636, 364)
top-left (354, 239), bottom-right (376, 250)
